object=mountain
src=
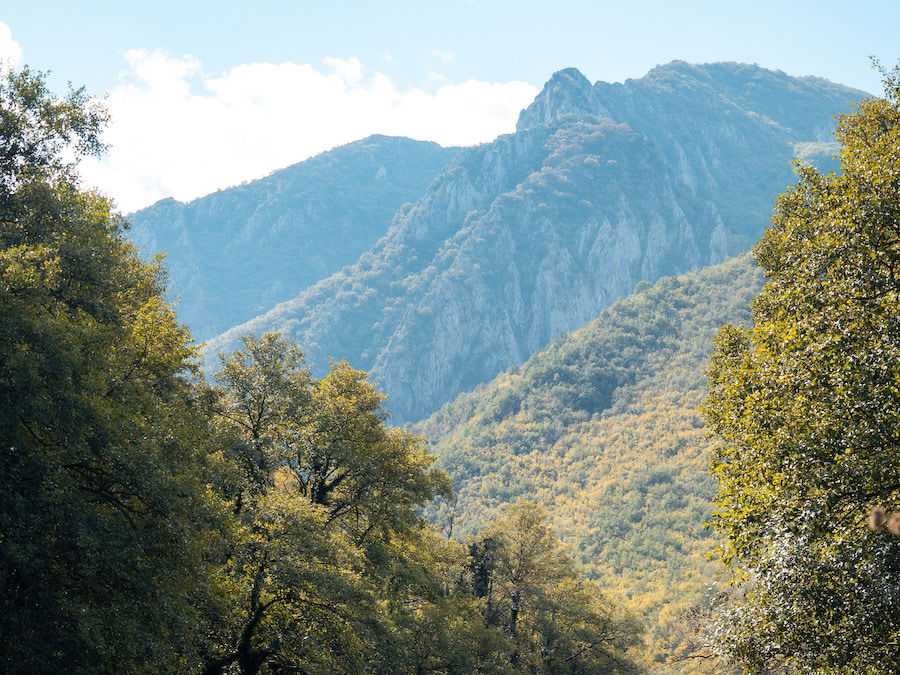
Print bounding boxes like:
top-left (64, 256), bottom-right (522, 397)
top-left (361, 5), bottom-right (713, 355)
top-left (205, 62), bottom-right (863, 422)
top-left (414, 254), bottom-right (765, 666)
top-left (127, 136), bottom-right (456, 339)
top-left (520, 61), bottom-right (857, 252)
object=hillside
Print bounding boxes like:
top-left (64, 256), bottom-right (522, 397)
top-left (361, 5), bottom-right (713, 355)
top-left (128, 136), bottom-right (455, 339)
top-left (415, 255), bottom-right (765, 667)
top-left (205, 62), bottom-right (862, 423)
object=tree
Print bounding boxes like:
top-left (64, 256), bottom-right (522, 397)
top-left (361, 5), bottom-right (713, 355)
top-left (213, 333), bottom-right (451, 534)
top-left (202, 488), bottom-right (383, 675)
top-left (703, 64), bottom-right (900, 672)
top-left (0, 65), bottom-right (106, 200)
top-left (0, 66), bottom-right (219, 671)
top-left (205, 333), bottom-right (482, 674)
top-left (469, 502), bottom-right (642, 673)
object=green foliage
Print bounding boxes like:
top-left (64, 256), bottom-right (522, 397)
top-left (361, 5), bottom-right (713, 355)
top-left (203, 333), bottom-right (644, 674)
top-left (417, 256), bottom-right (764, 667)
top-left (0, 67), bottom-right (219, 671)
top-left (470, 502), bottom-right (642, 673)
top-left (0, 66), bottom-right (107, 196)
top-left (204, 333), bottom-right (499, 674)
top-left (703, 64), bottom-right (900, 672)
top-left (214, 333), bottom-right (450, 534)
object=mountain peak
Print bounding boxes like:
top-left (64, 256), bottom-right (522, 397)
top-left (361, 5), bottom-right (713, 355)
top-left (516, 67), bottom-right (599, 131)
top-left (549, 67), bottom-right (592, 87)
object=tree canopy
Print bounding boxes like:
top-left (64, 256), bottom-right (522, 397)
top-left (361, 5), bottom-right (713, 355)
top-left (0, 66), bottom-right (219, 671)
top-left (203, 333), bottom-right (463, 674)
top-left (703, 63), bottom-right (900, 672)
top-left (204, 335), bottom-right (641, 674)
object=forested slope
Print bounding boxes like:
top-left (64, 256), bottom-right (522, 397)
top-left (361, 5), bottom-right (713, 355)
top-left (416, 255), bottom-right (765, 666)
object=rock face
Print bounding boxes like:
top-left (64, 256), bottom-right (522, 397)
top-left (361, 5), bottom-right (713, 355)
top-left (205, 61), bottom-right (864, 423)
top-left (128, 136), bottom-right (456, 339)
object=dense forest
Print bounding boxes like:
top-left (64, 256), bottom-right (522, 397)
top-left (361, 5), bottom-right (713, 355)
top-left (1, 58), bottom-right (898, 675)
top-left (415, 254), bottom-right (764, 667)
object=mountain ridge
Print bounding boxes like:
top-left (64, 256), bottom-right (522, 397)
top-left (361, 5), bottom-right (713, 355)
top-left (201, 61), bottom-right (862, 423)
top-left (128, 135), bottom-right (457, 339)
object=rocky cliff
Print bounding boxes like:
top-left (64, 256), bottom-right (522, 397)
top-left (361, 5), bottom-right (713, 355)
top-left (205, 62), bottom-right (864, 422)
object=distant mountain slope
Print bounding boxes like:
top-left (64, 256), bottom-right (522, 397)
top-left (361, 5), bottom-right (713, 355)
top-left (206, 62), bottom-right (863, 422)
top-left (128, 136), bottom-right (456, 339)
top-left (414, 255), bottom-right (765, 666)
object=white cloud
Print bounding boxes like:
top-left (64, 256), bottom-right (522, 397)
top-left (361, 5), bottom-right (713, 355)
top-left (0, 22), bottom-right (23, 70)
top-left (79, 50), bottom-right (537, 213)
top-left (430, 50), bottom-right (457, 65)
top-left (322, 56), bottom-right (364, 86)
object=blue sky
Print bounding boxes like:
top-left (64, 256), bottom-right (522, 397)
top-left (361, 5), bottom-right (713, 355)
top-left (1, 1), bottom-right (895, 210)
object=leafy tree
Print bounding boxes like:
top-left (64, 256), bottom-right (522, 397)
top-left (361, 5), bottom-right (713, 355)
top-left (704, 64), bottom-right (900, 672)
top-left (469, 502), bottom-right (642, 673)
top-left (0, 67), bottom-right (218, 671)
top-left (213, 333), bottom-right (450, 533)
top-left (205, 333), bottom-right (492, 674)
top-left (369, 526), bottom-right (512, 674)
top-left (0, 65), bottom-right (106, 199)
top-left (202, 488), bottom-right (383, 675)
top-left (210, 332), bottom-right (312, 509)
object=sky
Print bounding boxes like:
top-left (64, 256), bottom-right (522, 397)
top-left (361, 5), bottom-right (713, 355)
top-left (1, 1), bottom-right (896, 212)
